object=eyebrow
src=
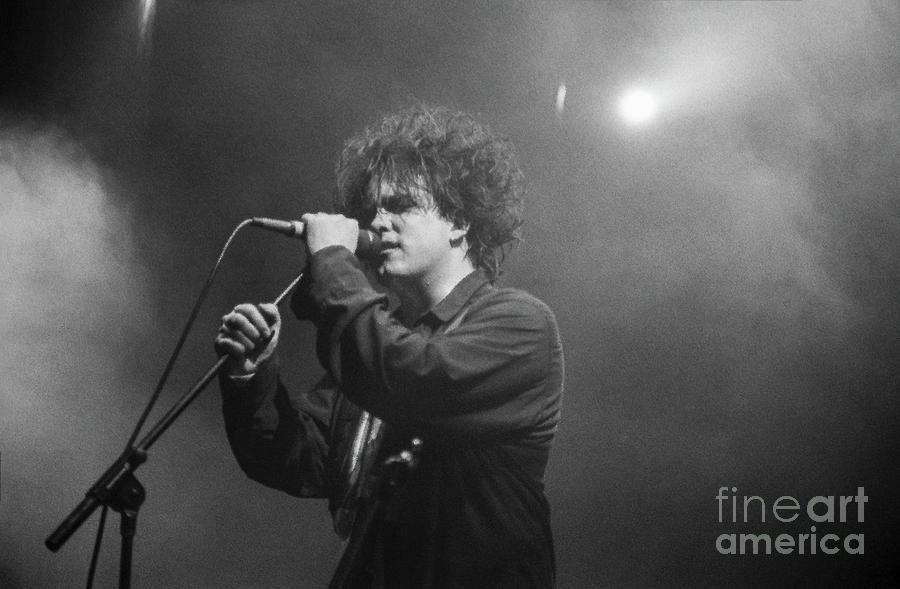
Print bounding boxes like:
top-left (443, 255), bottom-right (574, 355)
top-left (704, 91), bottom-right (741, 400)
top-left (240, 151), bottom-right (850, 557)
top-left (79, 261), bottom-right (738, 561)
top-left (376, 191), bottom-right (422, 211)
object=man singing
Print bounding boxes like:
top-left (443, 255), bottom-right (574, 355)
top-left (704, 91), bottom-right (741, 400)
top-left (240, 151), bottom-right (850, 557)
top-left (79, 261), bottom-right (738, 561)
top-left (215, 105), bottom-right (564, 588)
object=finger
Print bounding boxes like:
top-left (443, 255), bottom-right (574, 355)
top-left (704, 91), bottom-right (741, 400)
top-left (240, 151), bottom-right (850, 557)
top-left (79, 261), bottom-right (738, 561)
top-left (235, 304), bottom-right (274, 338)
top-left (257, 303), bottom-right (281, 328)
top-left (216, 325), bottom-right (256, 351)
top-left (214, 334), bottom-right (249, 358)
top-left (222, 313), bottom-right (261, 341)
top-left (230, 329), bottom-right (256, 352)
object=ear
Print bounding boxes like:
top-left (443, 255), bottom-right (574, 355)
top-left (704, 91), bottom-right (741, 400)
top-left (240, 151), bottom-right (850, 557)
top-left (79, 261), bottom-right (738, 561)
top-left (449, 221), bottom-right (469, 246)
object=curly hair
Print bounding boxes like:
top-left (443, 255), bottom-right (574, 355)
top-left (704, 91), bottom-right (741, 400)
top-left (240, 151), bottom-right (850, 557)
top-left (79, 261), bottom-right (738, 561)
top-left (334, 105), bottom-right (524, 280)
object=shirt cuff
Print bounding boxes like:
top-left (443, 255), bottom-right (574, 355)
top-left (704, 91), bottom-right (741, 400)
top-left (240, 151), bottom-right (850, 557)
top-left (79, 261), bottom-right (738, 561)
top-left (227, 371), bottom-right (256, 387)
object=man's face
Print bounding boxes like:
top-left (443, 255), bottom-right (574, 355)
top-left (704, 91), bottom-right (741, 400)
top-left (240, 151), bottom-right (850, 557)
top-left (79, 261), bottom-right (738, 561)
top-left (366, 178), bottom-right (461, 283)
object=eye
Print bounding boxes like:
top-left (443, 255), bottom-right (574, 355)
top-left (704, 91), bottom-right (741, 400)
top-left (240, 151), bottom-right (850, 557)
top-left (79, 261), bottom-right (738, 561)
top-left (378, 193), bottom-right (420, 215)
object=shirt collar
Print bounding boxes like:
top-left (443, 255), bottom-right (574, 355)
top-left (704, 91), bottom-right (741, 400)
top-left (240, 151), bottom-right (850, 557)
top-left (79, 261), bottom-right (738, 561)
top-left (418, 269), bottom-right (492, 325)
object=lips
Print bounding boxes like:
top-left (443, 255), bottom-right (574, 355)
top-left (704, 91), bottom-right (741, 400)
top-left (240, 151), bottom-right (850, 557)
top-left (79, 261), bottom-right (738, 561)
top-left (379, 241), bottom-right (400, 253)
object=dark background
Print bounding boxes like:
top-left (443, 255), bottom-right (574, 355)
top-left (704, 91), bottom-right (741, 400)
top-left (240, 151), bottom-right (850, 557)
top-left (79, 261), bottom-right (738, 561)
top-left (2, 1), bottom-right (898, 587)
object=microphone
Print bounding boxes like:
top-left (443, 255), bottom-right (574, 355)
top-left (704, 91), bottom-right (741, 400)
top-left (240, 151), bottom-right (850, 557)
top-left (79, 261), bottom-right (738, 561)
top-left (250, 217), bottom-right (381, 259)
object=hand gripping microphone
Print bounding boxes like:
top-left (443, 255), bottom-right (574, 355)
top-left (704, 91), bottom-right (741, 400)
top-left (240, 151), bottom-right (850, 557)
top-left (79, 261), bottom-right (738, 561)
top-left (250, 217), bottom-right (381, 259)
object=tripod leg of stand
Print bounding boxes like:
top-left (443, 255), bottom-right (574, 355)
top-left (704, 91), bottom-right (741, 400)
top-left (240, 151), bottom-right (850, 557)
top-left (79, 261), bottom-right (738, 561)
top-left (120, 509), bottom-right (137, 589)
top-left (110, 473), bottom-right (145, 589)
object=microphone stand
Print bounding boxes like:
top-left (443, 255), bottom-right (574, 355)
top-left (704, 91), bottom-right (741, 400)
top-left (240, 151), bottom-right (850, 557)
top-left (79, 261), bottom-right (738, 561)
top-left (45, 354), bottom-right (228, 587)
top-left (46, 268), bottom-right (302, 588)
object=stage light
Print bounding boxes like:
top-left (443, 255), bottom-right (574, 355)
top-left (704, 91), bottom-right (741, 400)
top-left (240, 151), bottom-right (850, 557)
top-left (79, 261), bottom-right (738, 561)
top-left (556, 84), bottom-right (567, 113)
top-left (619, 89), bottom-right (657, 125)
top-left (138, 0), bottom-right (156, 54)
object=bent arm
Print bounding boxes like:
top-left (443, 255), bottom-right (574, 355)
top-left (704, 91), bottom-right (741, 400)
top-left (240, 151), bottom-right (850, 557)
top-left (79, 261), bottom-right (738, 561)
top-left (292, 247), bottom-right (563, 439)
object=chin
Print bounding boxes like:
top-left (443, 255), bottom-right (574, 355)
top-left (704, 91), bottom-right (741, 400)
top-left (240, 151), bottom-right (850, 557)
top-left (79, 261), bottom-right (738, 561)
top-left (377, 262), bottom-right (415, 281)
top-left (376, 262), bottom-right (402, 278)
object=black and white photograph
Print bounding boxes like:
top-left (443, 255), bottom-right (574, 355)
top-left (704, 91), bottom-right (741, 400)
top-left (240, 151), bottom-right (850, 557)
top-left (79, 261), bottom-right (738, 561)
top-left (1, 1), bottom-right (898, 587)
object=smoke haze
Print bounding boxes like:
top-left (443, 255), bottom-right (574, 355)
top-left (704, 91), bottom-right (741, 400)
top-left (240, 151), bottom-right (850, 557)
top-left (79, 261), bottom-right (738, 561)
top-left (2, 1), bottom-right (898, 587)
top-left (0, 123), bottom-right (157, 584)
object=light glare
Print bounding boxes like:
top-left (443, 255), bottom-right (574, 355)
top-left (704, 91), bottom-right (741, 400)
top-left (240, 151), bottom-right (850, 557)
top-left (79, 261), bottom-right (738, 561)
top-left (556, 84), bottom-right (567, 113)
top-left (619, 89), bottom-right (657, 124)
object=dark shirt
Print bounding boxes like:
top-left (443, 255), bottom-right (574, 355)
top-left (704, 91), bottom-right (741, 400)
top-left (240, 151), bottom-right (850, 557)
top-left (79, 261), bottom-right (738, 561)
top-left (221, 246), bottom-right (564, 588)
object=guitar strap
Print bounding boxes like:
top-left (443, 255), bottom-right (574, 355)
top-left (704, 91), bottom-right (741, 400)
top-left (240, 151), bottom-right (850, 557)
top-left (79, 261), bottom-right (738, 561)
top-left (333, 407), bottom-right (384, 539)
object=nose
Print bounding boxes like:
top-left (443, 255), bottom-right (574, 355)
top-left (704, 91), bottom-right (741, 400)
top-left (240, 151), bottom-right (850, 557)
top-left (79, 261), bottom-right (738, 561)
top-left (370, 208), bottom-right (393, 233)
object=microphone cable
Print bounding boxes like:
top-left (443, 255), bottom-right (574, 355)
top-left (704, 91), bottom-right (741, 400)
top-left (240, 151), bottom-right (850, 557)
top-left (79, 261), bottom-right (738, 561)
top-left (124, 218), bottom-right (254, 450)
top-left (83, 217), bottom-right (304, 589)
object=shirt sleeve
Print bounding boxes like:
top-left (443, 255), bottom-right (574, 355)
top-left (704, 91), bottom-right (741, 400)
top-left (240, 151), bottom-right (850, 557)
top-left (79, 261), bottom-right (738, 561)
top-left (219, 352), bottom-right (336, 497)
top-left (291, 246), bottom-right (563, 440)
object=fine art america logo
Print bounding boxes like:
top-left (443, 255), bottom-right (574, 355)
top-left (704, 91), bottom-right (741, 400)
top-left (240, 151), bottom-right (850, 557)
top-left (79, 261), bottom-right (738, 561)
top-left (715, 486), bottom-right (867, 555)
